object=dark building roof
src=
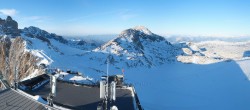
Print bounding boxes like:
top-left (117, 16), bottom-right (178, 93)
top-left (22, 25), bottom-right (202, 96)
top-left (0, 88), bottom-right (48, 110)
top-left (27, 81), bottom-right (136, 110)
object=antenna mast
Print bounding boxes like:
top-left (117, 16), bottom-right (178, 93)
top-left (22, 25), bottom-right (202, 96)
top-left (14, 58), bottom-right (20, 90)
top-left (105, 54), bottom-right (110, 110)
top-left (99, 54), bottom-right (117, 110)
top-left (107, 54), bottom-right (109, 92)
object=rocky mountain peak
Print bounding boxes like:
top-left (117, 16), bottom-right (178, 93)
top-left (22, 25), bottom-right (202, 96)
top-left (119, 26), bottom-right (165, 44)
top-left (6, 16), bottom-right (13, 21)
top-left (120, 26), bottom-right (152, 36)
top-left (22, 26), bottom-right (68, 44)
top-left (132, 26), bottom-right (152, 35)
top-left (0, 16), bottom-right (20, 36)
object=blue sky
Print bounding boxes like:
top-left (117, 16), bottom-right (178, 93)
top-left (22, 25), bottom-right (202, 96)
top-left (0, 0), bottom-right (250, 37)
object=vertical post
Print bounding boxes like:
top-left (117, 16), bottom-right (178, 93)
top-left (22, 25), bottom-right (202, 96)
top-left (100, 81), bottom-right (105, 99)
top-left (51, 76), bottom-right (57, 97)
top-left (47, 93), bottom-right (53, 107)
top-left (14, 64), bottom-right (18, 90)
top-left (107, 55), bottom-right (109, 90)
top-left (105, 55), bottom-right (109, 110)
top-left (122, 68), bottom-right (125, 84)
top-left (48, 75), bottom-right (56, 107)
top-left (4, 65), bottom-right (7, 81)
top-left (110, 81), bottom-right (116, 101)
top-left (5, 58), bottom-right (8, 81)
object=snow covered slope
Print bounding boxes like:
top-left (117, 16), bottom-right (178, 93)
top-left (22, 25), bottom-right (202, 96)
top-left (177, 41), bottom-right (250, 64)
top-left (125, 60), bottom-right (250, 110)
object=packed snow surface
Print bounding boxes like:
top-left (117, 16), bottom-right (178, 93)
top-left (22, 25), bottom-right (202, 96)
top-left (56, 72), bottom-right (93, 84)
top-left (33, 95), bottom-right (47, 104)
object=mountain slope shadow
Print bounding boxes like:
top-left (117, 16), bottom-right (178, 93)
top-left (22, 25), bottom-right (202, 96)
top-left (125, 60), bottom-right (250, 110)
top-left (243, 50), bottom-right (250, 57)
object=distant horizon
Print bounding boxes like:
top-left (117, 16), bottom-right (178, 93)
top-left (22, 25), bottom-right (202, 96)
top-left (2, 14), bottom-right (250, 38)
top-left (1, 0), bottom-right (250, 37)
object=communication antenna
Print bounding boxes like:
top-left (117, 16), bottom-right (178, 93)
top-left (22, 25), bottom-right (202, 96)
top-left (99, 54), bottom-right (118, 110)
top-left (105, 54), bottom-right (110, 110)
top-left (100, 80), bottom-right (105, 99)
top-left (122, 68), bottom-right (125, 84)
top-left (111, 106), bottom-right (118, 110)
top-left (110, 81), bottom-right (116, 101)
top-left (14, 58), bottom-right (21, 90)
top-left (48, 75), bottom-right (57, 107)
top-left (4, 58), bottom-right (9, 82)
top-left (51, 76), bottom-right (57, 96)
top-left (14, 65), bottom-right (18, 90)
top-left (106, 54), bottom-right (109, 96)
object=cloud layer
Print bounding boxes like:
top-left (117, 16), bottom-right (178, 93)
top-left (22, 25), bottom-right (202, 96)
top-left (0, 9), bottom-right (17, 16)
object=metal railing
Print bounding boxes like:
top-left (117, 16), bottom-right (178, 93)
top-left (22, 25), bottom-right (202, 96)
top-left (131, 85), bottom-right (144, 110)
top-left (0, 73), bottom-right (10, 89)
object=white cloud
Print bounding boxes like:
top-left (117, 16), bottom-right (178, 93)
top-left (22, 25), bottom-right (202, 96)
top-left (120, 14), bottom-right (137, 20)
top-left (0, 9), bottom-right (17, 16)
top-left (118, 9), bottom-right (137, 21)
top-left (28, 16), bottom-right (43, 20)
top-left (66, 10), bottom-right (119, 22)
top-left (25, 16), bottom-right (50, 22)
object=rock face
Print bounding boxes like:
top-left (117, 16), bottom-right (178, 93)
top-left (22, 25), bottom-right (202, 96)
top-left (0, 36), bottom-right (43, 84)
top-left (22, 26), bottom-right (100, 51)
top-left (0, 16), bottom-right (20, 36)
top-left (22, 26), bottom-right (68, 44)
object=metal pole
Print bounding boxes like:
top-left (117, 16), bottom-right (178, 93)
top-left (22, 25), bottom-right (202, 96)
top-left (14, 59), bottom-right (20, 90)
top-left (107, 55), bottom-right (109, 91)
top-left (4, 58), bottom-right (8, 82)
top-left (105, 55), bottom-right (109, 110)
top-left (14, 66), bottom-right (17, 90)
top-left (122, 68), bottom-right (125, 84)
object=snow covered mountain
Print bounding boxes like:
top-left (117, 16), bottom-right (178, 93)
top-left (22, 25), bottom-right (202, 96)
top-left (2, 16), bottom-right (250, 110)
top-left (11, 24), bottom-right (181, 80)
top-left (166, 35), bottom-right (250, 43)
top-left (176, 41), bottom-right (250, 64)
top-left (6, 23), bottom-right (182, 77)
top-left (21, 26), bottom-right (99, 51)
top-left (2, 16), bottom-right (250, 71)
top-left (89, 26), bottom-right (177, 68)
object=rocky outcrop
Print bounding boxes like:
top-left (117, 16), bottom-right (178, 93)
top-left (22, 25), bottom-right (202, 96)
top-left (22, 26), bottom-right (99, 51)
top-left (0, 36), bottom-right (43, 85)
top-left (0, 16), bottom-right (20, 36)
top-left (22, 26), bottom-right (68, 44)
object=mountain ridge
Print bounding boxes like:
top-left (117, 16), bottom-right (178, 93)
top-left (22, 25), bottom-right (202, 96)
top-left (91, 26), bottom-right (177, 68)
top-left (0, 16), bottom-right (20, 36)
